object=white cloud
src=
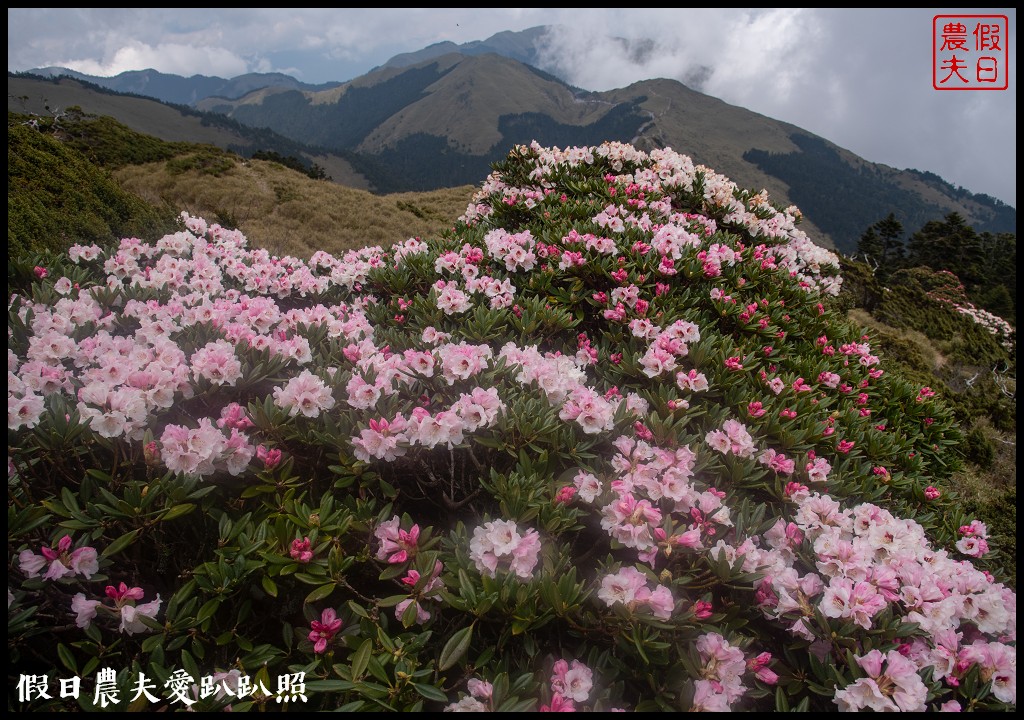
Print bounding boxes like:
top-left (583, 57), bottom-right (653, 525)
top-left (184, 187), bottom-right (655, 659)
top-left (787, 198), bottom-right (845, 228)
top-left (58, 41), bottom-right (249, 79)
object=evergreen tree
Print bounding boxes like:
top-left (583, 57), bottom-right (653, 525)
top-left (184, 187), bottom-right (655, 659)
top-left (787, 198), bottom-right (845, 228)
top-left (907, 213), bottom-right (982, 286)
top-left (856, 226), bottom-right (883, 268)
top-left (857, 213), bottom-right (906, 281)
top-left (875, 212), bottom-right (906, 266)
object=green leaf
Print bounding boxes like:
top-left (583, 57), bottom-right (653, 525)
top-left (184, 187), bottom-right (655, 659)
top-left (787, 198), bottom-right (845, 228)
top-left (304, 582), bottom-right (336, 604)
top-left (196, 598), bottom-right (221, 624)
top-left (438, 623), bottom-right (474, 671)
top-left (101, 528), bottom-right (140, 558)
top-left (141, 634), bottom-right (165, 653)
top-left (160, 503), bottom-right (195, 521)
top-left (351, 638), bottom-right (373, 680)
top-left (458, 569), bottom-right (477, 605)
top-left (308, 680), bottom-right (357, 693)
top-left (775, 686), bottom-right (790, 712)
top-left (57, 643), bottom-right (78, 674)
top-left (261, 575), bottom-right (278, 598)
top-left (294, 572), bottom-right (327, 585)
top-left (413, 683), bottom-right (449, 703)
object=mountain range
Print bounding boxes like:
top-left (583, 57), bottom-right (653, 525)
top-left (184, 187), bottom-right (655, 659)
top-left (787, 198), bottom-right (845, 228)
top-left (13, 26), bottom-right (1015, 252)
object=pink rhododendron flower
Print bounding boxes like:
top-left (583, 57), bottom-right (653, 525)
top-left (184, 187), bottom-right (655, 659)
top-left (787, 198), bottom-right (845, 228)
top-left (256, 444), bottom-right (282, 469)
top-left (119, 595), bottom-right (163, 635)
top-left (160, 418), bottom-right (229, 477)
top-left (71, 582), bottom-right (161, 635)
top-left (694, 632), bottom-right (748, 706)
top-left (746, 652), bottom-right (779, 685)
top-left (539, 693), bottom-right (576, 712)
top-left (469, 520), bottom-right (541, 579)
top-left (956, 535), bottom-right (990, 558)
top-left (551, 659), bottom-right (594, 703)
top-left (554, 486), bottom-right (576, 504)
top-left (191, 340), bottom-right (242, 386)
top-left (834, 649), bottom-right (927, 711)
top-left (217, 402), bottom-right (254, 430)
top-left (693, 599), bottom-right (713, 619)
top-left (352, 414), bottom-right (409, 462)
top-left (599, 566), bottom-right (674, 619)
top-left (706, 418), bottom-right (756, 458)
top-left (395, 598), bottom-right (431, 624)
top-left (71, 593), bottom-right (102, 628)
top-left (445, 696), bottom-right (488, 712)
top-left (308, 608), bottom-right (342, 654)
top-left (573, 471), bottom-right (602, 503)
top-left (467, 678), bottom-right (493, 701)
top-left (395, 560), bottom-right (444, 625)
top-left (374, 516), bottom-right (420, 564)
top-left (19, 534), bottom-right (99, 581)
top-left (273, 369), bottom-right (336, 418)
top-left (290, 537), bottom-right (313, 563)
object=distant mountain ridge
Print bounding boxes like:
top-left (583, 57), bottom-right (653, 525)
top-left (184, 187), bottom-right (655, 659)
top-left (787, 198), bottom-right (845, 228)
top-left (25, 66), bottom-right (342, 106)
top-left (15, 32), bottom-right (1015, 252)
top-left (376, 25), bottom-right (550, 71)
top-left (8, 73), bottom-right (370, 189)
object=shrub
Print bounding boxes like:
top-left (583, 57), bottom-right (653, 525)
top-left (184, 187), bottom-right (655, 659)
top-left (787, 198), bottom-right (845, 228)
top-left (963, 426), bottom-right (997, 470)
top-left (7, 121), bottom-right (177, 258)
top-left (165, 148), bottom-right (238, 177)
top-left (8, 142), bottom-right (1014, 712)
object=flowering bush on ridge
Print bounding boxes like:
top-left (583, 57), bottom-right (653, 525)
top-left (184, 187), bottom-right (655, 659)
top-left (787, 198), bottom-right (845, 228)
top-left (8, 141), bottom-right (1014, 711)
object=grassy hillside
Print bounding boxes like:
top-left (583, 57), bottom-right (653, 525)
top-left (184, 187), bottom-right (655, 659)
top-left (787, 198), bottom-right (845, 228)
top-left (113, 155), bottom-right (474, 258)
top-left (7, 108), bottom-right (476, 263)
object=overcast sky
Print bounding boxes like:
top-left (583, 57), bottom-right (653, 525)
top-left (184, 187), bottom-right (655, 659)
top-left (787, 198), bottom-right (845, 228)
top-left (7, 8), bottom-right (1017, 207)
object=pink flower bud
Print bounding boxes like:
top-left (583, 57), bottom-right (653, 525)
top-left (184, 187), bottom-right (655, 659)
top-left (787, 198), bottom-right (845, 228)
top-left (290, 537), bottom-right (313, 564)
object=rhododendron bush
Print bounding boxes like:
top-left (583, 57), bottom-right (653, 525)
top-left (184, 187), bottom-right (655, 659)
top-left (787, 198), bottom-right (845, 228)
top-left (9, 141), bottom-right (1015, 712)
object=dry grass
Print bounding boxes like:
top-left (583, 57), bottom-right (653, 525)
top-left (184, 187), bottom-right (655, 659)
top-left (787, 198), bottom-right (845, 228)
top-left (950, 423), bottom-right (1017, 586)
top-left (114, 158), bottom-right (476, 257)
top-left (847, 308), bottom-right (946, 371)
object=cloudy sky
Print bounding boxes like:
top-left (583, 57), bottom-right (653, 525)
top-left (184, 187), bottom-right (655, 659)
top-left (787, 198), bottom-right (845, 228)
top-left (7, 8), bottom-right (1017, 207)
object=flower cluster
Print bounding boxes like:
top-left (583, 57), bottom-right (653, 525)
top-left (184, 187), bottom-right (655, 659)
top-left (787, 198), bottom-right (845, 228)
top-left (469, 520), bottom-right (541, 579)
top-left (308, 608), bottom-right (342, 654)
top-left (19, 535), bottom-right (98, 581)
top-left (598, 565), bottom-right (674, 619)
top-left (374, 516), bottom-right (421, 564)
top-left (396, 561), bottom-right (445, 625)
top-left (71, 582), bottom-right (161, 635)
